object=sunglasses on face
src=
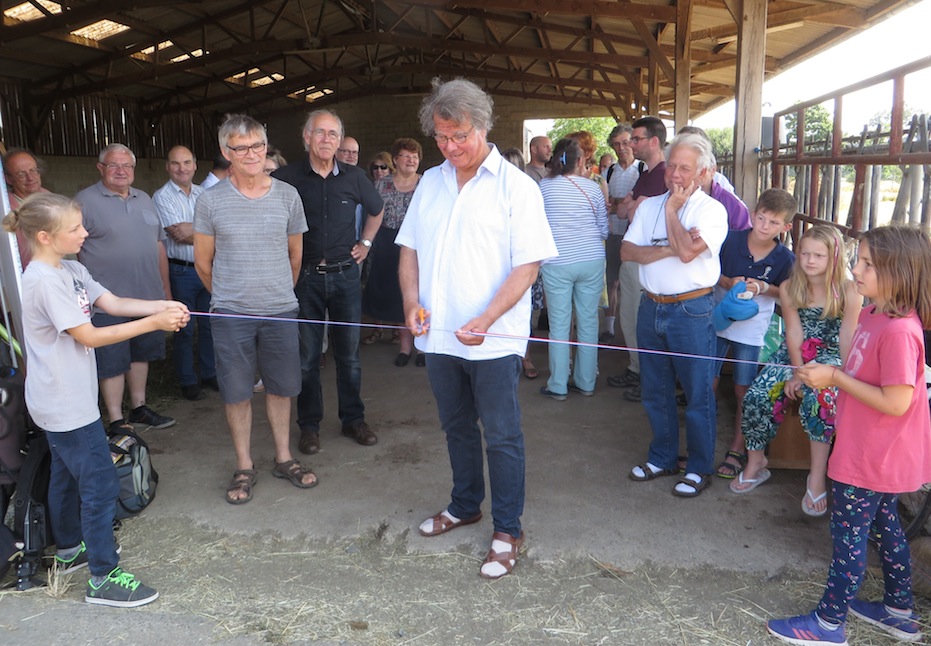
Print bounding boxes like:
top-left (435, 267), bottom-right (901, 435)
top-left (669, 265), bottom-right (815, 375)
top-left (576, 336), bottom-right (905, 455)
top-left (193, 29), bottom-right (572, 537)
top-left (371, 164), bottom-right (389, 171)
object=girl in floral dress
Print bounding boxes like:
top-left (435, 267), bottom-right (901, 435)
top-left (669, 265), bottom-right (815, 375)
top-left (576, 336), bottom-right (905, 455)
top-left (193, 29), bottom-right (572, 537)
top-left (731, 226), bottom-right (861, 517)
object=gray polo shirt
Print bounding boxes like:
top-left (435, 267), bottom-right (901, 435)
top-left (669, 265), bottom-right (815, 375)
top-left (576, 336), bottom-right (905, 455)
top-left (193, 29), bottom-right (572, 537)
top-left (75, 180), bottom-right (166, 300)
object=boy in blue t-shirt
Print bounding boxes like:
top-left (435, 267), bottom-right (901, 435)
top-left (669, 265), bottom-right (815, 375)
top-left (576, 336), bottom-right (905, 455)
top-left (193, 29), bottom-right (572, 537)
top-left (713, 188), bottom-right (797, 479)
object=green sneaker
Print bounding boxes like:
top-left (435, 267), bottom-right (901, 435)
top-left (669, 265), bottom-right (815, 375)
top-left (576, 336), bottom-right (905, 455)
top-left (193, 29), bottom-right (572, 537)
top-left (55, 541), bottom-right (122, 575)
top-left (85, 567), bottom-right (158, 608)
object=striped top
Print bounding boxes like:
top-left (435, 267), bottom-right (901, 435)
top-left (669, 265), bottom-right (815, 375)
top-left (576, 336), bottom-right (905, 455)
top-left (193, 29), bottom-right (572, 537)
top-left (539, 175), bottom-right (608, 266)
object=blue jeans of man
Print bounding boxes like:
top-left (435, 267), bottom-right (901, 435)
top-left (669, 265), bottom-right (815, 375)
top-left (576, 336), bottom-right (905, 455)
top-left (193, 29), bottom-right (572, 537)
top-left (637, 293), bottom-right (717, 474)
top-left (169, 263), bottom-right (215, 387)
top-left (426, 353), bottom-right (524, 538)
top-left (46, 419), bottom-right (121, 577)
top-left (295, 263), bottom-right (364, 431)
top-left (541, 258), bottom-right (605, 394)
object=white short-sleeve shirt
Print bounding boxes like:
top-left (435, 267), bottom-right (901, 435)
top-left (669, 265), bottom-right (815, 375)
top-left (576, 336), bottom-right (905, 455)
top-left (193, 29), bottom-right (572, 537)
top-left (396, 145), bottom-right (557, 360)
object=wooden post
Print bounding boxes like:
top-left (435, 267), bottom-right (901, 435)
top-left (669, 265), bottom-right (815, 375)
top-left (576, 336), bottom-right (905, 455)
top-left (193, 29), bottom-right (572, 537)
top-left (674, 0), bottom-right (693, 131)
top-left (733, 0), bottom-right (767, 204)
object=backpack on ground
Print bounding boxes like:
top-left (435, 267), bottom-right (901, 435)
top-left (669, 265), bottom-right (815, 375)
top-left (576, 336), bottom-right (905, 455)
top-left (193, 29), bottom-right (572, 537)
top-left (109, 428), bottom-right (158, 520)
top-left (10, 430), bottom-right (53, 589)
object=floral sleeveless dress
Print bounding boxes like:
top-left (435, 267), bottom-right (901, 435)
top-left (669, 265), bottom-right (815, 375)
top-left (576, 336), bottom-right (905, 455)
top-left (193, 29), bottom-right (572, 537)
top-left (741, 307), bottom-right (842, 449)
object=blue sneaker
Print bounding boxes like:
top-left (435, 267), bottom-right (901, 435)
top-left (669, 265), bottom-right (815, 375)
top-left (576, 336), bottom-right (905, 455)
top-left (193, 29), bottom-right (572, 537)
top-left (849, 599), bottom-right (922, 642)
top-left (766, 612), bottom-right (848, 645)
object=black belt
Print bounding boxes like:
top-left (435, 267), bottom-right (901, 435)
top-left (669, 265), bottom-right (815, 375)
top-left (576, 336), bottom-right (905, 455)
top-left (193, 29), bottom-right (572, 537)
top-left (315, 259), bottom-right (354, 274)
top-left (168, 258), bottom-right (195, 268)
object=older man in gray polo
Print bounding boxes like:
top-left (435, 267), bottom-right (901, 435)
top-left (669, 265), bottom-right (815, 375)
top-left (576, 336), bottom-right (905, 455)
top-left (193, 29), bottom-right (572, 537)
top-left (76, 143), bottom-right (174, 433)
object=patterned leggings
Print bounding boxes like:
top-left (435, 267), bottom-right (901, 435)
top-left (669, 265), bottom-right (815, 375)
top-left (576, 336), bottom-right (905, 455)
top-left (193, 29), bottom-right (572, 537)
top-left (817, 481), bottom-right (913, 624)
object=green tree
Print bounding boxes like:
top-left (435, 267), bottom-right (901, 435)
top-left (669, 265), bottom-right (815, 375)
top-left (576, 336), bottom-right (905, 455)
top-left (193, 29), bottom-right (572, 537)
top-left (547, 117), bottom-right (617, 159)
top-left (705, 127), bottom-right (733, 160)
top-left (784, 103), bottom-right (833, 147)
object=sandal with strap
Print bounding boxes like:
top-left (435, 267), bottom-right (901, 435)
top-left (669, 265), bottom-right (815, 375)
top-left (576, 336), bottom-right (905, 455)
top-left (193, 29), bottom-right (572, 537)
top-left (521, 358), bottom-right (539, 380)
top-left (362, 330), bottom-right (383, 345)
top-left (226, 468), bottom-right (256, 505)
top-left (715, 451), bottom-right (748, 479)
top-left (419, 510), bottom-right (483, 537)
top-left (272, 459), bottom-right (318, 489)
top-left (480, 531), bottom-right (525, 580)
top-left (629, 462), bottom-right (679, 482)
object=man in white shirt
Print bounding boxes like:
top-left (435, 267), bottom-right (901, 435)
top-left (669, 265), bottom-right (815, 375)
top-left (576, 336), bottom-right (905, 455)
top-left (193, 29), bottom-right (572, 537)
top-left (398, 78), bottom-right (556, 580)
top-left (153, 145), bottom-right (215, 401)
top-left (200, 153), bottom-right (231, 188)
top-left (622, 133), bottom-right (728, 498)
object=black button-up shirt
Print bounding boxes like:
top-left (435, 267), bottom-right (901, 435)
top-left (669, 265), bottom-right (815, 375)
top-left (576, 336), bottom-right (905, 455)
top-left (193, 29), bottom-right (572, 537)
top-left (274, 158), bottom-right (384, 265)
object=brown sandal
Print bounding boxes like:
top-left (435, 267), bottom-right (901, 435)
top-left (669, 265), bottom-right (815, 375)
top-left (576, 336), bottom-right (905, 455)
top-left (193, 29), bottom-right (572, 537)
top-left (226, 468), bottom-right (256, 505)
top-left (480, 531), bottom-right (525, 579)
top-left (419, 510), bottom-right (483, 537)
top-left (521, 358), bottom-right (539, 380)
top-left (272, 459), bottom-right (318, 489)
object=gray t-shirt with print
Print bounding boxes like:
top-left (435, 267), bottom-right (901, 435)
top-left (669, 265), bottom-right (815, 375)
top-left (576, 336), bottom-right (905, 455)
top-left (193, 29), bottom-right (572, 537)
top-left (22, 260), bottom-right (108, 432)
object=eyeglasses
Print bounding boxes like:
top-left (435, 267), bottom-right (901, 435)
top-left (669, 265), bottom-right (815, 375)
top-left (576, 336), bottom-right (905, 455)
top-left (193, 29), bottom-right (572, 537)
top-left (226, 142), bottom-right (267, 157)
top-left (651, 237), bottom-right (668, 246)
top-left (103, 163), bottom-right (135, 171)
top-left (371, 164), bottom-right (389, 171)
top-left (337, 148), bottom-right (359, 156)
top-left (396, 153), bottom-right (419, 161)
top-left (11, 168), bottom-right (40, 180)
top-left (629, 136), bottom-right (651, 144)
top-left (310, 128), bottom-right (341, 140)
top-left (611, 140), bottom-right (632, 147)
top-left (433, 125), bottom-right (474, 146)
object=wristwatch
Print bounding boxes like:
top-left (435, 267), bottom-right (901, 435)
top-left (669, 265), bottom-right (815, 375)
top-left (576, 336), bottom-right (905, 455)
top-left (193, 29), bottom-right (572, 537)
top-left (360, 239), bottom-right (372, 248)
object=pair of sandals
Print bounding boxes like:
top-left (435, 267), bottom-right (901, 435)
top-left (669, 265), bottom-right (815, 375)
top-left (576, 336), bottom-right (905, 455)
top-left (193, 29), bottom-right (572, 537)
top-left (629, 461), bottom-right (711, 497)
top-left (419, 510), bottom-right (523, 579)
top-left (226, 459), bottom-right (318, 505)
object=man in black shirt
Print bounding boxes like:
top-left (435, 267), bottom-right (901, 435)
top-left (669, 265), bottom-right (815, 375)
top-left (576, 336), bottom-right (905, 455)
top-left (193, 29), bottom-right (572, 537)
top-left (274, 109), bottom-right (384, 454)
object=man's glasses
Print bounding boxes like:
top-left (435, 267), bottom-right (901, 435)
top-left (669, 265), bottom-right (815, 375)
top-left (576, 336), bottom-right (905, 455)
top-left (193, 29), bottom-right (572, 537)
top-left (651, 237), bottom-right (669, 246)
top-left (226, 142), bottom-right (267, 157)
top-left (310, 128), bottom-right (341, 140)
top-left (371, 164), bottom-right (389, 171)
top-left (11, 168), bottom-right (40, 180)
top-left (338, 148), bottom-right (359, 156)
top-left (433, 125), bottom-right (474, 146)
top-left (629, 136), bottom-right (650, 144)
top-left (103, 163), bottom-right (135, 171)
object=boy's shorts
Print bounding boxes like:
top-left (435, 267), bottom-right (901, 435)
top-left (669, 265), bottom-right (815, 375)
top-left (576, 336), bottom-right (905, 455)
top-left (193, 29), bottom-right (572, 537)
top-left (93, 313), bottom-right (166, 379)
top-left (714, 337), bottom-right (762, 386)
top-left (211, 309), bottom-right (301, 404)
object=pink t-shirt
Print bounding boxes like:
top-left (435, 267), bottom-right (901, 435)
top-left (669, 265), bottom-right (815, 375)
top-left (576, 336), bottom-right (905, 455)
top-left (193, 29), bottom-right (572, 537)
top-left (828, 306), bottom-right (931, 493)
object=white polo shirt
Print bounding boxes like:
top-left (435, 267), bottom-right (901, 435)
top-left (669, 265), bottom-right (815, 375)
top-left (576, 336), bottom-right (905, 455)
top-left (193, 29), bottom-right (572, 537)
top-left (396, 145), bottom-right (557, 360)
top-left (624, 189), bottom-right (728, 296)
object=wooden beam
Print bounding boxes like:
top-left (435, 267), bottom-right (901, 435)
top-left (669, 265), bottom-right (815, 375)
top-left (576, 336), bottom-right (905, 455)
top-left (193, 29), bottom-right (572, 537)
top-left (733, 0), bottom-right (767, 204)
top-left (674, 0), bottom-right (692, 129)
top-left (408, 0), bottom-right (676, 23)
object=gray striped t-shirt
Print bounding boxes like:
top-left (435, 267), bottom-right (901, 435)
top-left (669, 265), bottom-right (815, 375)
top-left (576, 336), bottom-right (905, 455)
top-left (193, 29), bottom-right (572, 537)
top-left (194, 179), bottom-right (308, 315)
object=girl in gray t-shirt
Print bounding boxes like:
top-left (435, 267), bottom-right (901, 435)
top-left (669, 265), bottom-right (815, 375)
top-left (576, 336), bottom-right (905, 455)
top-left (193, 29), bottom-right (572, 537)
top-left (4, 193), bottom-right (188, 608)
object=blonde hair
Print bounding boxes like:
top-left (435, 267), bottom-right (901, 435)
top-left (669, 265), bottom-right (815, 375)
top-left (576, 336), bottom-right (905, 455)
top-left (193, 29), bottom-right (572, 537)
top-left (785, 225), bottom-right (850, 319)
top-left (2, 193), bottom-right (80, 251)
top-left (859, 225), bottom-right (931, 328)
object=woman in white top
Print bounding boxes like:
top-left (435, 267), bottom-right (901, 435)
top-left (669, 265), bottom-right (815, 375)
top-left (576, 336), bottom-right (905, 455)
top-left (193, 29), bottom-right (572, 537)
top-left (538, 138), bottom-right (608, 399)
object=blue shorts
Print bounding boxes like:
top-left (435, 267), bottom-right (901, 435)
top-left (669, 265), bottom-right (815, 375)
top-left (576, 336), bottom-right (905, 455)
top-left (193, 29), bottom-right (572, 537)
top-left (211, 309), bottom-right (301, 404)
top-left (715, 336), bottom-right (762, 386)
top-left (93, 313), bottom-right (166, 379)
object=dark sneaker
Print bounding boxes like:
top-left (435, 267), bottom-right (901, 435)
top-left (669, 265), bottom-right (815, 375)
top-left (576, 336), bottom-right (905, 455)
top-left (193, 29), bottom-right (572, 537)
top-left (623, 386), bottom-right (642, 402)
top-left (849, 599), bottom-right (922, 642)
top-left (607, 369), bottom-right (640, 388)
top-left (181, 384), bottom-right (204, 401)
top-left (55, 541), bottom-right (122, 575)
top-left (85, 567), bottom-right (158, 608)
top-left (108, 419), bottom-right (134, 434)
top-left (342, 421), bottom-right (377, 446)
top-left (128, 405), bottom-right (176, 430)
top-left (766, 612), bottom-right (847, 645)
top-left (539, 387), bottom-right (567, 402)
top-left (568, 383), bottom-right (594, 397)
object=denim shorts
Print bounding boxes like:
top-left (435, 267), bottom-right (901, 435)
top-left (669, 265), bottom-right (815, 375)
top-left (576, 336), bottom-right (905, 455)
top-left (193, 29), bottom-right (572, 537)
top-left (715, 336), bottom-right (762, 386)
top-left (211, 309), bottom-right (301, 404)
top-left (93, 313), bottom-right (166, 379)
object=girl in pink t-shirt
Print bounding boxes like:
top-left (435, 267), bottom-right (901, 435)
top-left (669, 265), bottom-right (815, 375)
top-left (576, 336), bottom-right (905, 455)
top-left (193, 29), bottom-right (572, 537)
top-left (767, 225), bottom-right (931, 645)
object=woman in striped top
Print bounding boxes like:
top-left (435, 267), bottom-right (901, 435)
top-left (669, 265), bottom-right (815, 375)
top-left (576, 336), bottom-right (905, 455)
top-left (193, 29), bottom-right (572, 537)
top-left (538, 138), bottom-right (609, 400)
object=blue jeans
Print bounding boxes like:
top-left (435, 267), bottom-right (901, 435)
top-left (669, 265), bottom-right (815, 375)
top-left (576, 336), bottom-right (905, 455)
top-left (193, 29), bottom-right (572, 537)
top-left (295, 263), bottom-right (364, 431)
top-left (169, 263), bottom-right (215, 387)
top-left (542, 259), bottom-right (605, 393)
top-left (426, 353), bottom-right (524, 538)
top-left (637, 293), bottom-right (717, 474)
top-left (46, 419), bottom-right (120, 577)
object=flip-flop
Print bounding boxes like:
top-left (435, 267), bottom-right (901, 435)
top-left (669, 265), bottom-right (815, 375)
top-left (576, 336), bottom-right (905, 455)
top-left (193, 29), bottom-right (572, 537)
top-left (729, 468), bottom-right (771, 494)
top-left (802, 476), bottom-right (828, 516)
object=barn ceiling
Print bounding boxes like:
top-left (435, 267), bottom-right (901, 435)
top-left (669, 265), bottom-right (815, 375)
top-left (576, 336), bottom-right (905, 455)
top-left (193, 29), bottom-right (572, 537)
top-left (0, 0), bottom-right (914, 123)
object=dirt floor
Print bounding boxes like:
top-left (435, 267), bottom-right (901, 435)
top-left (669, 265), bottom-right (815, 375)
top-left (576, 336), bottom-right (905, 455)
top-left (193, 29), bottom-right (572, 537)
top-left (0, 335), bottom-right (928, 645)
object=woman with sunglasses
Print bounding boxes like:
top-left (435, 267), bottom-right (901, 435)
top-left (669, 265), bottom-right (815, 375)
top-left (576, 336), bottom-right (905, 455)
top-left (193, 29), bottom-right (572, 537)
top-left (368, 152), bottom-right (394, 183)
top-left (362, 138), bottom-right (424, 366)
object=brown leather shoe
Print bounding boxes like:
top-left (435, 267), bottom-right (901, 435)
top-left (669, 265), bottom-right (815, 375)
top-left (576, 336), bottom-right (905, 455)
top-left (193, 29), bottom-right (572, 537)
top-left (341, 420), bottom-right (377, 446)
top-left (298, 430), bottom-right (320, 455)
